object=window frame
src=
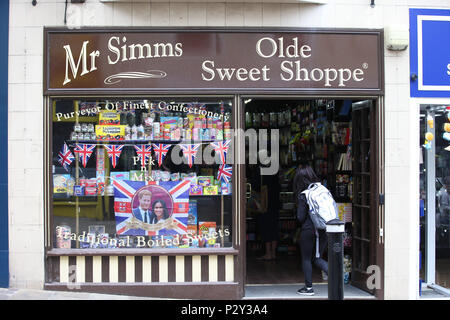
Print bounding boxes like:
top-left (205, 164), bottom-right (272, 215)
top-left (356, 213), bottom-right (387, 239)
top-left (44, 94), bottom-right (239, 256)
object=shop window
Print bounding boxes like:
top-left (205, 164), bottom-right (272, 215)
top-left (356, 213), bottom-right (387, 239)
top-left (420, 105), bottom-right (450, 289)
top-left (50, 98), bottom-right (233, 250)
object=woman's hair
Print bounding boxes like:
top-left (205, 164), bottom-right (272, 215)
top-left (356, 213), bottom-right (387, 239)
top-left (151, 200), bottom-right (170, 221)
top-left (293, 165), bottom-right (320, 199)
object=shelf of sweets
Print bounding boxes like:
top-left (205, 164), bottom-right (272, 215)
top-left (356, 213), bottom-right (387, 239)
top-left (67, 139), bottom-right (224, 145)
top-left (189, 194), bottom-right (232, 197)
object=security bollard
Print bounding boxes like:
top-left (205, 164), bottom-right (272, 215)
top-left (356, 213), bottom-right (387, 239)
top-left (326, 219), bottom-right (345, 300)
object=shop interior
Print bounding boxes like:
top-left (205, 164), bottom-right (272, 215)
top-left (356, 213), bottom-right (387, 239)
top-left (244, 98), bottom-right (373, 293)
top-left (51, 98), bottom-right (234, 250)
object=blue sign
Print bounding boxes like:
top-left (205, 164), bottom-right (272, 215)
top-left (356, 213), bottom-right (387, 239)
top-left (410, 9), bottom-right (450, 97)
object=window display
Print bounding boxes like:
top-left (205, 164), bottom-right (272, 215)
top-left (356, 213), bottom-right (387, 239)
top-left (52, 98), bottom-right (233, 250)
top-left (420, 105), bottom-right (450, 289)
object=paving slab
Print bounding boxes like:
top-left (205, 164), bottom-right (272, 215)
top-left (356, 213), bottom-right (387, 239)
top-left (0, 288), bottom-right (163, 300)
top-left (243, 283), bottom-right (374, 300)
top-left (1, 286), bottom-right (448, 300)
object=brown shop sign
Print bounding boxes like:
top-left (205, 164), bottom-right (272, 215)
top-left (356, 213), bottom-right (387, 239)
top-left (45, 30), bottom-right (382, 93)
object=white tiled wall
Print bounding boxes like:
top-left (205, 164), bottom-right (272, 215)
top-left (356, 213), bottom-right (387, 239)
top-left (8, 0), bottom-right (450, 298)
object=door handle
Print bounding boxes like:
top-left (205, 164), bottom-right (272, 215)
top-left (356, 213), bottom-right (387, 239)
top-left (246, 183), bottom-right (252, 199)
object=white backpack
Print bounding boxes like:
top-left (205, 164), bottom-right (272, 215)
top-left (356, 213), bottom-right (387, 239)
top-left (301, 182), bottom-right (339, 230)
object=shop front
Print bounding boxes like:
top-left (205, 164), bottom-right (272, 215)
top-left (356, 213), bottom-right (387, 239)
top-left (410, 8), bottom-right (450, 296)
top-left (43, 28), bottom-right (384, 299)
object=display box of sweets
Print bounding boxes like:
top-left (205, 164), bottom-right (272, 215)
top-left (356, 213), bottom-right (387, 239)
top-left (78, 178), bottom-right (97, 196)
top-left (199, 221), bottom-right (216, 247)
top-left (189, 185), bottom-right (203, 196)
top-left (203, 186), bottom-right (218, 195)
top-left (53, 174), bottom-right (71, 194)
top-left (197, 176), bottom-right (213, 186)
top-left (110, 171), bottom-right (130, 181)
top-left (95, 125), bottom-right (126, 141)
top-left (187, 224), bottom-right (197, 236)
top-left (221, 182), bottom-right (231, 195)
top-left (99, 110), bottom-right (120, 125)
top-left (188, 200), bottom-right (198, 225)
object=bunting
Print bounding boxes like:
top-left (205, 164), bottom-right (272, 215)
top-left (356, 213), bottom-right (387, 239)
top-left (217, 164), bottom-right (233, 183)
top-left (210, 140), bottom-right (231, 164)
top-left (152, 143), bottom-right (171, 167)
top-left (74, 143), bottom-right (96, 168)
top-left (134, 144), bottom-right (152, 167)
top-left (180, 144), bottom-right (200, 168)
top-left (58, 142), bottom-right (75, 171)
top-left (104, 144), bottom-right (124, 168)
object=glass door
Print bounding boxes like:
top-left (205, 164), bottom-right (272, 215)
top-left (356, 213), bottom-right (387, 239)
top-left (351, 100), bottom-right (379, 294)
top-left (420, 105), bottom-right (450, 290)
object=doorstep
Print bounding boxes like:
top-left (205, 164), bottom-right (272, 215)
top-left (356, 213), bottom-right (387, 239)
top-left (243, 283), bottom-right (375, 300)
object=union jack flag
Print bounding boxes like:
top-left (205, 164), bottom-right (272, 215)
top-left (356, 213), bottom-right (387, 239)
top-left (114, 180), bottom-right (190, 236)
top-left (152, 143), bottom-right (171, 167)
top-left (180, 144), bottom-right (200, 168)
top-left (134, 144), bottom-right (152, 167)
top-left (217, 164), bottom-right (233, 183)
top-left (58, 142), bottom-right (74, 171)
top-left (211, 140), bottom-right (231, 164)
top-left (104, 144), bottom-right (124, 168)
top-left (74, 144), bottom-right (96, 168)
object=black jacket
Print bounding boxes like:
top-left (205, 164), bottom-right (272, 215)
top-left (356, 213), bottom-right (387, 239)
top-left (297, 193), bottom-right (314, 231)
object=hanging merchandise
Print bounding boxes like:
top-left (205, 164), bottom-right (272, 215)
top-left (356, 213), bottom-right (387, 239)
top-left (104, 144), bottom-right (124, 168)
top-left (445, 109), bottom-right (450, 150)
top-left (180, 144), bottom-right (201, 168)
top-left (58, 142), bottom-right (75, 171)
top-left (217, 164), bottom-right (233, 183)
top-left (426, 114), bottom-right (434, 129)
top-left (74, 143), bottom-right (96, 168)
top-left (152, 143), bottom-right (171, 167)
top-left (210, 140), bottom-right (231, 164)
top-left (423, 113), bottom-right (435, 150)
top-left (423, 127), bottom-right (434, 150)
top-left (134, 144), bottom-right (152, 168)
top-left (444, 132), bottom-right (450, 141)
top-left (445, 123), bottom-right (450, 132)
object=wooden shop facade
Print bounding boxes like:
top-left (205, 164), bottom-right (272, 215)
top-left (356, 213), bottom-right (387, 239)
top-left (43, 28), bottom-right (385, 299)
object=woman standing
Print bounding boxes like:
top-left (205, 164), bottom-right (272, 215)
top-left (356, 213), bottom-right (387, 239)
top-left (293, 165), bottom-right (328, 296)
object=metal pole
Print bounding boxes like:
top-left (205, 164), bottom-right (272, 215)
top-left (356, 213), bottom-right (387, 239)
top-left (425, 108), bottom-right (436, 285)
top-left (326, 219), bottom-right (345, 300)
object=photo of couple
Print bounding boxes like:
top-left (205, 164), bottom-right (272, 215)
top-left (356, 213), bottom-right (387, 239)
top-left (132, 187), bottom-right (173, 225)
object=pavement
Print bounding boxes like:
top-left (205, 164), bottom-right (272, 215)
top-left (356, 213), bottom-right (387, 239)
top-left (244, 283), bottom-right (375, 300)
top-left (0, 287), bottom-right (162, 300)
top-left (0, 286), bottom-right (448, 300)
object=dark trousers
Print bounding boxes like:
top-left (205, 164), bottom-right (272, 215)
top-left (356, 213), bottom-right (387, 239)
top-left (300, 229), bottom-right (328, 288)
